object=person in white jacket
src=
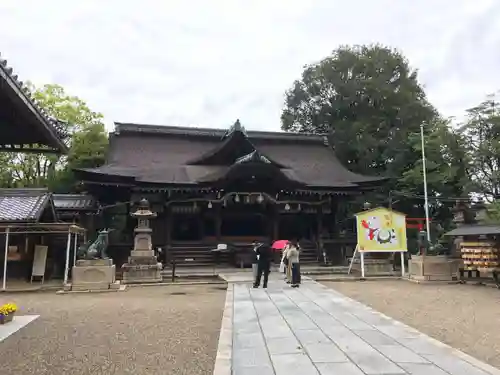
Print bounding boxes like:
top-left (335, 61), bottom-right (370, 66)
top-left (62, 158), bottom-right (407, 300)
top-left (286, 240), bottom-right (300, 288)
top-left (280, 244), bottom-right (290, 281)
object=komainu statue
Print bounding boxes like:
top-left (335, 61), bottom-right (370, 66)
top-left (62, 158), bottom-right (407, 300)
top-left (77, 229), bottom-right (112, 260)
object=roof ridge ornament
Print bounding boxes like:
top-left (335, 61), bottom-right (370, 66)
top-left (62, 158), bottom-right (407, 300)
top-left (235, 150), bottom-right (271, 164)
top-left (223, 119), bottom-right (247, 139)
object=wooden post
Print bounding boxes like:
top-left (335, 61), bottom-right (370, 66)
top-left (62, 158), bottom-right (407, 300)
top-left (273, 207), bottom-right (279, 240)
top-left (63, 230), bottom-right (72, 285)
top-left (166, 207), bottom-right (172, 245)
top-left (2, 228), bottom-right (10, 291)
top-left (215, 205), bottom-right (221, 241)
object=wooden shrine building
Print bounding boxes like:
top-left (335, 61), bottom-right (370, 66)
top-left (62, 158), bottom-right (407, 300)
top-left (75, 121), bottom-right (387, 267)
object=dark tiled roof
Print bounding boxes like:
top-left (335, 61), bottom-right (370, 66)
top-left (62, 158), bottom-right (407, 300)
top-left (77, 122), bottom-right (387, 189)
top-left (0, 52), bottom-right (68, 153)
top-left (0, 188), bottom-right (54, 222)
top-left (53, 194), bottom-right (96, 210)
top-left (444, 225), bottom-right (500, 237)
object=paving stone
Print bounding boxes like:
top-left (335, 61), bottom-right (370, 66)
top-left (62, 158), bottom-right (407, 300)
top-left (315, 362), bottom-right (366, 375)
top-left (304, 342), bottom-right (349, 363)
top-left (266, 336), bottom-right (304, 355)
top-left (396, 337), bottom-right (452, 355)
top-left (329, 333), bottom-right (375, 354)
top-left (233, 347), bottom-right (271, 368)
top-left (375, 324), bottom-right (421, 339)
top-left (353, 329), bottom-right (397, 345)
top-left (424, 354), bottom-right (492, 375)
top-left (329, 312), bottom-right (376, 330)
top-left (234, 332), bottom-right (266, 349)
top-left (232, 365), bottom-right (275, 375)
top-left (348, 350), bottom-right (407, 374)
top-left (271, 353), bottom-right (319, 375)
top-left (294, 329), bottom-right (331, 345)
top-left (398, 363), bottom-right (454, 375)
top-left (261, 324), bottom-right (294, 339)
top-left (375, 344), bottom-right (429, 363)
top-left (283, 315), bottom-right (317, 330)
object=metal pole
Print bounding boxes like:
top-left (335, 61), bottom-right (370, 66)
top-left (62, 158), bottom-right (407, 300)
top-left (63, 230), bottom-right (72, 285)
top-left (420, 123), bottom-right (432, 243)
top-left (73, 233), bottom-right (78, 267)
top-left (2, 228), bottom-right (10, 291)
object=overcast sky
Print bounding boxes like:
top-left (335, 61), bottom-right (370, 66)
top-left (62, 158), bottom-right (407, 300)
top-left (1, 0), bottom-right (499, 131)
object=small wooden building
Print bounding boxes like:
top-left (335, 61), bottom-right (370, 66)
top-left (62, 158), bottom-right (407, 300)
top-left (75, 121), bottom-right (387, 267)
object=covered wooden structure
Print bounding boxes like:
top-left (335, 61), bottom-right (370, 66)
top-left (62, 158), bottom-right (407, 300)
top-left (0, 188), bottom-right (86, 289)
top-left (445, 224), bottom-right (500, 286)
top-left (75, 120), bottom-right (387, 267)
top-left (0, 53), bottom-right (68, 153)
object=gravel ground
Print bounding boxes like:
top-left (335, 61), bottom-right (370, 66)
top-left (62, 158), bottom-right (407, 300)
top-left (0, 284), bottom-right (226, 375)
top-left (323, 280), bottom-right (500, 368)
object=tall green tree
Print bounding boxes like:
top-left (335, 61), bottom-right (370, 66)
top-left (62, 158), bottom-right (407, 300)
top-left (459, 93), bottom-right (500, 200)
top-left (281, 44), bottom-right (470, 224)
top-left (1, 83), bottom-right (108, 191)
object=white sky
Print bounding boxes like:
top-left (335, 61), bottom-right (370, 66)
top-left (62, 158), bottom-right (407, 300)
top-left (1, 0), bottom-right (499, 131)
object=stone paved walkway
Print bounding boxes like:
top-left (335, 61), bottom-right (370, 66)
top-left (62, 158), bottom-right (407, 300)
top-left (225, 279), bottom-right (500, 375)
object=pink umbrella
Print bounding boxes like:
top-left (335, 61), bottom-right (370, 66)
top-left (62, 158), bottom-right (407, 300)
top-left (272, 240), bottom-right (289, 251)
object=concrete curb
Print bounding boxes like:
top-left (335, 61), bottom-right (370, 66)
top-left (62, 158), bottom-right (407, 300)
top-left (56, 285), bottom-right (127, 294)
top-left (126, 280), bottom-right (226, 287)
top-left (212, 283), bottom-right (233, 375)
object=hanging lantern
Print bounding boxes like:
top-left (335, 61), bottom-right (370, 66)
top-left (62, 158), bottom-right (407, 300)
top-left (207, 201), bottom-right (213, 209)
top-left (297, 203), bottom-right (301, 211)
top-left (257, 194), bottom-right (264, 204)
top-left (234, 194), bottom-right (240, 203)
top-left (285, 203), bottom-right (290, 211)
top-left (245, 195), bottom-right (250, 204)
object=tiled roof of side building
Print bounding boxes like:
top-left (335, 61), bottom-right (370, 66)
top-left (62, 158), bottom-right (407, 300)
top-left (52, 194), bottom-right (97, 210)
top-left (0, 188), bottom-right (55, 222)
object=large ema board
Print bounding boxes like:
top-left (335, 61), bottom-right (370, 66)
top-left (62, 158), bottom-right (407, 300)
top-left (348, 207), bottom-right (408, 278)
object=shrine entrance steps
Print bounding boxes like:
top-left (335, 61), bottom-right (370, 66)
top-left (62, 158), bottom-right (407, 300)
top-left (163, 242), bottom-right (321, 269)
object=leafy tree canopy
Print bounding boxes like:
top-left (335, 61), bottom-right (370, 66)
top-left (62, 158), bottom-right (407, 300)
top-left (281, 44), bottom-right (470, 225)
top-left (0, 83), bottom-right (108, 192)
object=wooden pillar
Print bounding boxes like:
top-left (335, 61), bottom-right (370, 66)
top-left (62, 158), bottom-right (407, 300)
top-left (215, 205), bottom-right (221, 241)
top-left (316, 207), bottom-right (323, 241)
top-left (166, 207), bottom-right (172, 245)
top-left (199, 213), bottom-right (205, 241)
top-left (272, 203), bottom-right (279, 240)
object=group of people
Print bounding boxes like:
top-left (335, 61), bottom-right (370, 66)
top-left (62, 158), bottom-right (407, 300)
top-left (252, 239), bottom-right (301, 289)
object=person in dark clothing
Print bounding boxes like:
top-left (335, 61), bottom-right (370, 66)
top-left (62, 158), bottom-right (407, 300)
top-left (253, 242), bottom-right (272, 288)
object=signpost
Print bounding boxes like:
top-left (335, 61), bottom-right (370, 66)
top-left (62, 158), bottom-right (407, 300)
top-left (348, 207), bottom-right (408, 278)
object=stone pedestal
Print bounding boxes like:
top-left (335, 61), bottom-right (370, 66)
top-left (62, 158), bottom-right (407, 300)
top-left (70, 259), bottom-right (121, 291)
top-left (408, 255), bottom-right (460, 282)
top-left (121, 252), bottom-right (163, 284)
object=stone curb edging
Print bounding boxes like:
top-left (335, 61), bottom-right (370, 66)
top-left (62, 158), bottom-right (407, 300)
top-left (212, 283), bottom-right (233, 375)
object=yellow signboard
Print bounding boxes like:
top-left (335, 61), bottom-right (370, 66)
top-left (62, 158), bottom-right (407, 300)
top-left (355, 207), bottom-right (408, 252)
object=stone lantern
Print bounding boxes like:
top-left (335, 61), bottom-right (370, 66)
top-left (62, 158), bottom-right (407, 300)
top-left (131, 198), bottom-right (157, 256)
top-left (121, 198), bottom-right (163, 283)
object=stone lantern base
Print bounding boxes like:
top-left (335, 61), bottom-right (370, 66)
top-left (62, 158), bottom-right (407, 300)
top-left (121, 250), bottom-right (163, 284)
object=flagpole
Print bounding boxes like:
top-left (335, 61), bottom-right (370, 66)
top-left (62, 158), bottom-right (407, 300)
top-left (420, 123), bottom-right (431, 243)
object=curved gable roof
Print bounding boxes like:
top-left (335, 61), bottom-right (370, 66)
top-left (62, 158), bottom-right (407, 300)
top-left (77, 122), bottom-right (388, 189)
